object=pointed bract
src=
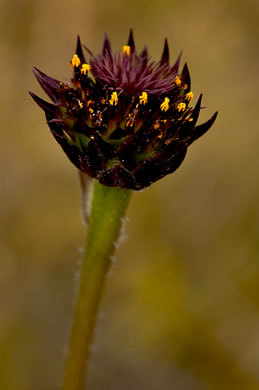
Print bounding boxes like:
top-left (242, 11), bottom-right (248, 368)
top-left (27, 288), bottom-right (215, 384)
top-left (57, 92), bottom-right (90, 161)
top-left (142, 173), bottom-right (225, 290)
top-left (127, 29), bottom-right (135, 52)
top-left (192, 112), bottom-right (218, 141)
top-left (190, 94), bottom-right (202, 126)
top-left (29, 91), bottom-right (56, 115)
top-left (76, 35), bottom-right (86, 63)
top-left (181, 62), bottom-right (191, 91)
top-left (171, 50), bottom-right (182, 73)
top-left (32, 67), bottom-right (60, 102)
top-left (102, 33), bottom-right (112, 57)
top-left (138, 46), bottom-right (148, 67)
top-left (160, 38), bottom-right (169, 65)
top-left (83, 44), bottom-right (93, 57)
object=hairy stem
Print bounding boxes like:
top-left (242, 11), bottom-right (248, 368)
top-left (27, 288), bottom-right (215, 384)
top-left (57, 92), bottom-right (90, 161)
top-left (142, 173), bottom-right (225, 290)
top-left (62, 180), bottom-right (132, 390)
top-left (78, 170), bottom-right (93, 226)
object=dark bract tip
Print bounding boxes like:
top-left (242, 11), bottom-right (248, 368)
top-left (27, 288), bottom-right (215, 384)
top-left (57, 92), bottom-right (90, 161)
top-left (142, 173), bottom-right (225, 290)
top-left (160, 38), bottom-right (169, 65)
top-left (29, 91), bottom-right (56, 115)
top-left (127, 29), bottom-right (135, 52)
top-left (32, 67), bottom-right (60, 102)
top-left (191, 94), bottom-right (202, 125)
top-left (76, 35), bottom-right (86, 63)
top-left (102, 33), bottom-right (112, 57)
top-left (171, 50), bottom-right (182, 73)
top-left (193, 111), bottom-right (218, 141)
top-left (181, 62), bottom-right (191, 91)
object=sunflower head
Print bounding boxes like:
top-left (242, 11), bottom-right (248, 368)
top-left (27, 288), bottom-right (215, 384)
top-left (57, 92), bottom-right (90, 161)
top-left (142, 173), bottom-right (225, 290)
top-left (30, 30), bottom-right (217, 190)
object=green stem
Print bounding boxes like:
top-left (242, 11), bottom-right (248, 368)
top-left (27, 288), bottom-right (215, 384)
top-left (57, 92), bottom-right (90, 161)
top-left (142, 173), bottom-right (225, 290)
top-left (62, 180), bottom-right (132, 390)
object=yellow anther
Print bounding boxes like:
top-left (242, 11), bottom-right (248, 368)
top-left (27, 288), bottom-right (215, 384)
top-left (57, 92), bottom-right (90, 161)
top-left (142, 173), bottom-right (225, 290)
top-left (174, 76), bottom-right (181, 86)
top-left (123, 45), bottom-right (131, 56)
top-left (126, 120), bottom-right (134, 127)
top-left (87, 99), bottom-right (94, 107)
top-left (126, 113), bottom-right (134, 127)
top-left (153, 120), bottom-right (160, 130)
top-left (160, 97), bottom-right (170, 112)
top-left (81, 63), bottom-right (91, 74)
top-left (109, 91), bottom-right (118, 106)
top-left (177, 102), bottom-right (186, 112)
top-left (78, 100), bottom-right (83, 109)
top-left (71, 54), bottom-right (81, 68)
top-left (189, 118), bottom-right (193, 122)
top-left (185, 91), bottom-right (194, 102)
top-left (139, 92), bottom-right (148, 105)
top-left (157, 129), bottom-right (163, 139)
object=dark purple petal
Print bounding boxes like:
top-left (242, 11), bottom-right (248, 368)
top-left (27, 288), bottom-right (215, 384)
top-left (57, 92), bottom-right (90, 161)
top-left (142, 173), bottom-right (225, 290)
top-left (29, 92), bottom-right (56, 115)
top-left (138, 46), bottom-right (148, 63)
top-left (171, 51), bottom-right (182, 73)
top-left (102, 33), bottom-right (112, 57)
top-left (32, 67), bottom-right (61, 102)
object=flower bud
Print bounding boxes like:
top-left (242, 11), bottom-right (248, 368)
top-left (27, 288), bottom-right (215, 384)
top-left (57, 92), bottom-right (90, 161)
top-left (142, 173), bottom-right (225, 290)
top-left (30, 30), bottom-right (217, 190)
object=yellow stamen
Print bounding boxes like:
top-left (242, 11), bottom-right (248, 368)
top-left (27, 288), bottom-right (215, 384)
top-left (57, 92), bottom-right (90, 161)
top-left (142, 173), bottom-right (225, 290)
top-left (71, 54), bottom-right (81, 68)
top-left (185, 91), bottom-right (194, 102)
top-left (160, 97), bottom-right (170, 112)
top-left (78, 100), bottom-right (83, 109)
top-left (109, 91), bottom-right (118, 106)
top-left (81, 63), bottom-right (91, 74)
top-left (175, 76), bottom-right (181, 86)
top-left (139, 92), bottom-right (148, 105)
top-left (123, 45), bottom-right (131, 56)
top-left (189, 118), bottom-right (193, 122)
top-left (177, 102), bottom-right (186, 112)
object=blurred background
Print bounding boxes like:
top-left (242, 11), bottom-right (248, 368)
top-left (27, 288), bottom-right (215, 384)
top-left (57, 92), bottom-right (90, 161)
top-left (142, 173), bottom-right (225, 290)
top-left (1, 0), bottom-right (259, 389)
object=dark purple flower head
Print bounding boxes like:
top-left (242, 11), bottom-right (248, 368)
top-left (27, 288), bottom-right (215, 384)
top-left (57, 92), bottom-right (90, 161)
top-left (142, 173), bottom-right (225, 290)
top-left (30, 30), bottom-right (217, 190)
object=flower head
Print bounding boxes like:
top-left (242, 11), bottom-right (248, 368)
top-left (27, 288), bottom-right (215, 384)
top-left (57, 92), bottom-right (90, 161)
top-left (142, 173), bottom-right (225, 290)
top-left (30, 30), bottom-right (217, 190)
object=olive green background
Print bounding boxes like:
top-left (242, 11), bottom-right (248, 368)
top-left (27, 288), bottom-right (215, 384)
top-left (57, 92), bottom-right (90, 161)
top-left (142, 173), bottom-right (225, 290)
top-left (1, 0), bottom-right (259, 389)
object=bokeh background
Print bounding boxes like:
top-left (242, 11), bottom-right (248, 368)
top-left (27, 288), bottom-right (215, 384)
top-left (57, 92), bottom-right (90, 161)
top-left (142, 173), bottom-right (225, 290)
top-left (1, 0), bottom-right (259, 389)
